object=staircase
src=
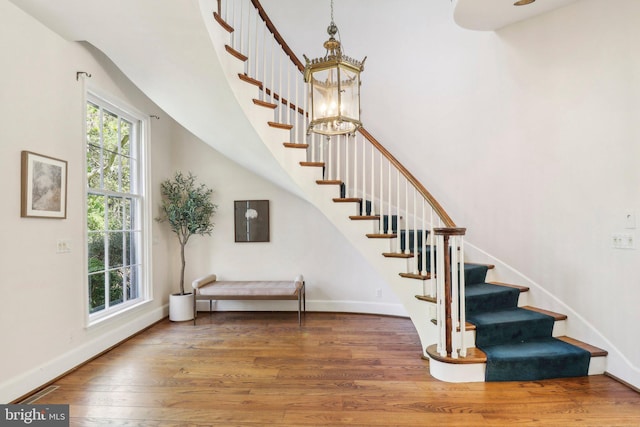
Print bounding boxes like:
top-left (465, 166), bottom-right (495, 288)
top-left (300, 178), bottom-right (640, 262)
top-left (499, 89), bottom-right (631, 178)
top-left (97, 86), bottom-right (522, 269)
top-left (203, 0), bottom-right (607, 382)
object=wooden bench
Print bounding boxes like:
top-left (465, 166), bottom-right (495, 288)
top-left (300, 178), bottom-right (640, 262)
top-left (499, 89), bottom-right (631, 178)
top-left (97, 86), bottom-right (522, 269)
top-left (191, 274), bottom-right (306, 325)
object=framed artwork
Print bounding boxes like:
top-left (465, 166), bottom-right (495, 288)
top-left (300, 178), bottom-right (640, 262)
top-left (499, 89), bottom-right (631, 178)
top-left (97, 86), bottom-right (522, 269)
top-left (21, 151), bottom-right (68, 219)
top-left (234, 200), bottom-right (269, 242)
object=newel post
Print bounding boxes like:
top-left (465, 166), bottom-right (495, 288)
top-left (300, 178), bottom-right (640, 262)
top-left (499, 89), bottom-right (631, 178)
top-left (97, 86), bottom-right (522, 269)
top-left (434, 227), bottom-right (466, 358)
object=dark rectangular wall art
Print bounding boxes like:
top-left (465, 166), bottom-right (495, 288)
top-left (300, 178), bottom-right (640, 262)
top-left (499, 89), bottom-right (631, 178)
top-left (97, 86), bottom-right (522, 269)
top-left (234, 200), bottom-right (269, 242)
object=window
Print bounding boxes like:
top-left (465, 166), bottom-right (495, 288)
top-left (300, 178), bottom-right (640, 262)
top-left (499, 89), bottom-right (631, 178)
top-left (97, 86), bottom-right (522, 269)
top-left (85, 93), bottom-right (149, 321)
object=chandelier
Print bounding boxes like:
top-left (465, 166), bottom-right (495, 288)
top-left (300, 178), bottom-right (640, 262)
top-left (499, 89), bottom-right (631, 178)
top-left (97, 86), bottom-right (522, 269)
top-left (303, 0), bottom-right (366, 136)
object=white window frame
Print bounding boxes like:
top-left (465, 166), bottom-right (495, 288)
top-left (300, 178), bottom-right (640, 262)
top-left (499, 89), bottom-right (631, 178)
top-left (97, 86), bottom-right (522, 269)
top-left (84, 89), bottom-right (152, 327)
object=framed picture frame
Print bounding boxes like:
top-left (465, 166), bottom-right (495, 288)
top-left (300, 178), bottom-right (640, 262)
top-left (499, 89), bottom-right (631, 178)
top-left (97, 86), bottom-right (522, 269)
top-left (21, 151), bottom-right (68, 219)
top-left (234, 200), bottom-right (270, 242)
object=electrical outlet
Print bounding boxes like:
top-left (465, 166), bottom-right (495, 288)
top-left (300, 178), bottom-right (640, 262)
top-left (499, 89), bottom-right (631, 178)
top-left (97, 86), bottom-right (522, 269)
top-left (56, 239), bottom-right (71, 253)
top-left (612, 233), bottom-right (635, 249)
top-left (376, 288), bottom-right (382, 298)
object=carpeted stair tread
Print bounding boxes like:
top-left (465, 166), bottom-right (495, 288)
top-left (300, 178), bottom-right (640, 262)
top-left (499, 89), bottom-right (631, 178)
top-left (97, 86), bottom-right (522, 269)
top-left (464, 263), bottom-right (490, 285)
top-left (463, 281), bottom-right (593, 381)
top-left (467, 307), bottom-right (555, 348)
top-left (466, 283), bottom-right (520, 315)
top-left (482, 337), bottom-right (591, 381)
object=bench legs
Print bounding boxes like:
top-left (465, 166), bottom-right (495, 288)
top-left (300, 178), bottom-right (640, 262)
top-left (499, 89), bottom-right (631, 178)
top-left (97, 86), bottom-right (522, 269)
top-left (193, 282), bottom-right (306, 326)
top-left (298, 281), bottom-right (306, 326)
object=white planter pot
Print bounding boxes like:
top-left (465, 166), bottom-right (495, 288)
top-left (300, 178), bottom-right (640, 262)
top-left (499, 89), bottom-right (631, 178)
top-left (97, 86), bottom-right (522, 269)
top-left (169, 293), bottom-right (194, 322)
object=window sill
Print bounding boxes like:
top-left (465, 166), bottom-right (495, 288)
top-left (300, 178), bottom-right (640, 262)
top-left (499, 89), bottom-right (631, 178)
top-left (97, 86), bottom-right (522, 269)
top-left (86, 299), bottom-right (152, 329)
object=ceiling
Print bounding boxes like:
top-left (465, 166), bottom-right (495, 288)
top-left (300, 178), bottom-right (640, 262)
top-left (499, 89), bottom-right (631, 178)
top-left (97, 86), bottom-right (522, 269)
top-left (453, 0), bottom-right (581, 31)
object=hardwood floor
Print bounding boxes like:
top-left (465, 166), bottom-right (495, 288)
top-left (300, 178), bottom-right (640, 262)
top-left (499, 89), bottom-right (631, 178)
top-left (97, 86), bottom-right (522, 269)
top-left (32, 312), bottom-right (640, 426)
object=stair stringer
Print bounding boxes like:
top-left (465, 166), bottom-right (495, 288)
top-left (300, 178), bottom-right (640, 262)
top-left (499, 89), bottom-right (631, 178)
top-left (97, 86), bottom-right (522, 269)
top-left (200, 5), bottom-right (443, 354)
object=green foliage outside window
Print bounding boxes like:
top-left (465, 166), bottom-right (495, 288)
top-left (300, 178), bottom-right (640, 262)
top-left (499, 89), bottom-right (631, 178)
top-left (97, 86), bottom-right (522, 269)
top-left (86, 101), bottom-right (139, 314)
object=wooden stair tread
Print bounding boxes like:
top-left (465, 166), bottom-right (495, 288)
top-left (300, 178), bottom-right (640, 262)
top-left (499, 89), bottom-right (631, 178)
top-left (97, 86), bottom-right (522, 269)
top-left (487, 281), bottom-right (530, 293)
top-left (238, 73), bottom-right (262, 87)
top-left (556, 336), bottom-right (608, 357)
top-left (316, 180), bottom-right (342, 185)
top-left (213, 12), bottom-right (234, 33)
top-left (333, 197), bottom-right (362, 203)
top-left (349, 215), bottom-right (379, 220)
top-left (253, 98), bottom-right (277, 109)
top-left (431, 318), bottom-right (476, 331)
top-left (226, 45), bottom-right (248, 62)
top-left (268, 121), bottom-right (293, 130)
top-left (367, 233), bottom-right (397, 239)
top-left (383, 252), bottom-right (413, 259)
top-left (283, 143), bottom-right (308, 149)
top-left (415, 294), bottom-right (436, 303)
top-left (403, 273), bottom-right (431, 280)
top-left (300, 162), bottom-right (324, 168)
top-left (465, 262), bottom-right (495, 270)
top-left (522, 305), bottom-right (568, 321)
top-left (426, 344), bottom-right (487, 364)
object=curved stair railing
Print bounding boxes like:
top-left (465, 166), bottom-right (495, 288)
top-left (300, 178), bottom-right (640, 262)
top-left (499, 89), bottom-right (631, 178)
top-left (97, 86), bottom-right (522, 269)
top-left (214, 0), bottom-right (468, 359)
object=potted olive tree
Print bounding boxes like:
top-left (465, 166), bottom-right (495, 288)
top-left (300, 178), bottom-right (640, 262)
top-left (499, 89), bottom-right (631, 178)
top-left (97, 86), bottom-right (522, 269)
top-left (157, 172), bottom-right (217, 321)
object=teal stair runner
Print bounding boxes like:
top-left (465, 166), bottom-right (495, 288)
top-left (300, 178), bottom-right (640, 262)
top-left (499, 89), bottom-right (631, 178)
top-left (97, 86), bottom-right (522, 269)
top-left (463, 265), bottom-right (591, 381)
top-left (356, 194), bottom-right (591, 381)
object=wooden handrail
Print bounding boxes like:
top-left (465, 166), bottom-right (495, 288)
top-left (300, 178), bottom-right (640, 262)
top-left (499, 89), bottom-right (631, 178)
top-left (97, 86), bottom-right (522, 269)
top-left (359, 127), bottom-right (456, 228)
top-left (249, 0), bottom-right (305, 73)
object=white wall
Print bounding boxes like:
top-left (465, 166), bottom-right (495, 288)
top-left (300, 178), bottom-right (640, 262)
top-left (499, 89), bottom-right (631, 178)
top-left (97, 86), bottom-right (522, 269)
top-left (0, 0), bottom-right (401, 402)
top-left (0, 0), bottom-right (175, 402)
top-left (263, 0), bottom-right (640, 387)
top-left (166, 125), bottom-right (401, 314)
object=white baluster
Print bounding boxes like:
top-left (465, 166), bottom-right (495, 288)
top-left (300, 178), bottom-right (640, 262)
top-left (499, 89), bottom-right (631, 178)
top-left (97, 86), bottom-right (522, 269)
top-left (370, 144), bottom-right (375, 217)
top-left (420, 197), bottom-right (427, 278)
top-left (386, 159), bottom-right (392, 235)
top-left (286, 61), bottom-right (291, 125)
top-left (344, 135), bottom-right (349, 197)
top-left (378, 151), bottom-right (383, 233)
top-left (360, 136), bottom-right (369, 215)
top-left (404, 179), bottom-right (409, 254)
top-left (230, 0), bottom-right (236, 48)
top-left (294, 66), bottom-right (299, 144)
top-left (450, 234), bottom-right (459, 359)
top-left (239, 0), bottom-right (244, 55)
top-left (413, 188), bottom-right (418, 274)
top-left (436, 234), bottom-right (446, 357)
top-left (396, 170), bottom-right (401, 253)
top-left (353, 135), bottom-right (358, 205)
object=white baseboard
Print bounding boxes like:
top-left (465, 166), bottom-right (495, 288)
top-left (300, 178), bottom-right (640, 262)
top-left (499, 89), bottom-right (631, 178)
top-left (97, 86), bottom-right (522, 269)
top-left (0, 305), bottom-right (167, 403)
top-left (196, 299), bottom-right (408, 317)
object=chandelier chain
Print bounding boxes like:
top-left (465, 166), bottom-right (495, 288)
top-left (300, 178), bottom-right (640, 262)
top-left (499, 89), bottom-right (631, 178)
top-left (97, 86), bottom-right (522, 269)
top-left (330, 0), bottom-right (334, 23)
